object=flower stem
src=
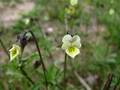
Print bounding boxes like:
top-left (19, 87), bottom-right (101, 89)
top-left (19, 65), bottom-right (34, 85)
top-left (19, 53), bottom-right (34, 85)
top-left (64, 53), bottom-right (67, 90)
top-left (64, 14), bottom-right (69, 32)
top-left (28, 30), bottom-right (48, 90)
top-left (0, 39), bottom-right (9, 58)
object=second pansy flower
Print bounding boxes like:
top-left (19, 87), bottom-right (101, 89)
top-left (62, 34), bottom-right (81, 58)
top-left (9, 44), bottom-right (21, 61)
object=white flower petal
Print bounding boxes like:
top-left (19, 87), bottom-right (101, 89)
top-left (70, 0), bottom-right (78, 6)
top-left (62, 42), bottom-right (71, 50)
top-left (10, 52), bottom-right (17, 61)
top-left (72, 40), bottom-right (81, 48)
top-left (65, 47), bottom-right (80, 58)
top-left (62, 34), bottom-right (72, 43)
top-left (72, 35), bottom-right (81, 48)
top-left (72, 35), bottom-right (80, 42)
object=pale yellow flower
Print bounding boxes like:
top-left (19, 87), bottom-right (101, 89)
top-left (70, 0), bottom-right (78, 6)
top-left (109, 8), bottom-right (115, 15)
top-left (62, 34), bottom-right (81, 58)
top-left (24, 18), bottom-right (30, 25)
top-left (65, 6), bottom-right (76, 15)
top-left (9, 44), bottom-right (21, 61)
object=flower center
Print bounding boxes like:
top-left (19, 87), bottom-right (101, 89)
top-left (12, 48), bottom-right (17, 56)
top-left (68, 47), bottom-right (75, 53)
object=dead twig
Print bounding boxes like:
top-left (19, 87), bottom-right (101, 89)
top-left (74, 71), bottom-right (92, 90)
top-left (103, 73), bottom-right (113, 90)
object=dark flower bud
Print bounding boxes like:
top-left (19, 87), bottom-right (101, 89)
top-left (17, 32), bottom-right (32, 51)
top-left (33, 60), bottom-right (42, 69)
top-left (19, 32), bottom-right (28, 50)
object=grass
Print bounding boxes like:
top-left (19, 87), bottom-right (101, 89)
top-left (0, 0), bottom-right (120, 90)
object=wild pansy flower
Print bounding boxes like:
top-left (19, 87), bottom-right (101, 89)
top-left (62, 34), bottom-right (81, 58)
top-left (9, 44), bottom-right (21, 61)
top-left (70, 0), bottom-right (78, 6)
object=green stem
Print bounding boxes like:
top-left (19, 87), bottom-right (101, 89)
top-left (19, 66), bottom-right (34, 85)
top-left (64, 14), bottom-right (69, 32)
top-left (64, 53), bottom-right (67, 90)
top-left (19, 50), bottom-right (34, 85)
top-left (28, 30), bottom-right (48, 90)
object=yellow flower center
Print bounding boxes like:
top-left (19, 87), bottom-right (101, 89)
top-left (68, 47), bottom-right (75, 53)
top-left (12, 48), bottom-right (17, 56)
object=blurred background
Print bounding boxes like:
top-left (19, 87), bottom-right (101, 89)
top-left (0, 0), bottom-right (120, 90)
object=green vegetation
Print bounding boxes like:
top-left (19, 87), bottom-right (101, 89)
top-left (0, 0), bottom-right (120, 90)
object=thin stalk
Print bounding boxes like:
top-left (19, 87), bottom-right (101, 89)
top-left (28, 30), bottom-right (48, 90)
top-left (0, 39), bottom-right (9, 58)
top-left (20, 66), bottom-right (34, 85)
top-left (64, 13), bottom-right (69, 90)
top-left (19, 45), bottom-right (34, 85)
top-left (37, 21), bottom-right (54, 61)
top-left (64, 14), bottom-right (69, 33)
top-left (64, 53), bottom-right (67, 90)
